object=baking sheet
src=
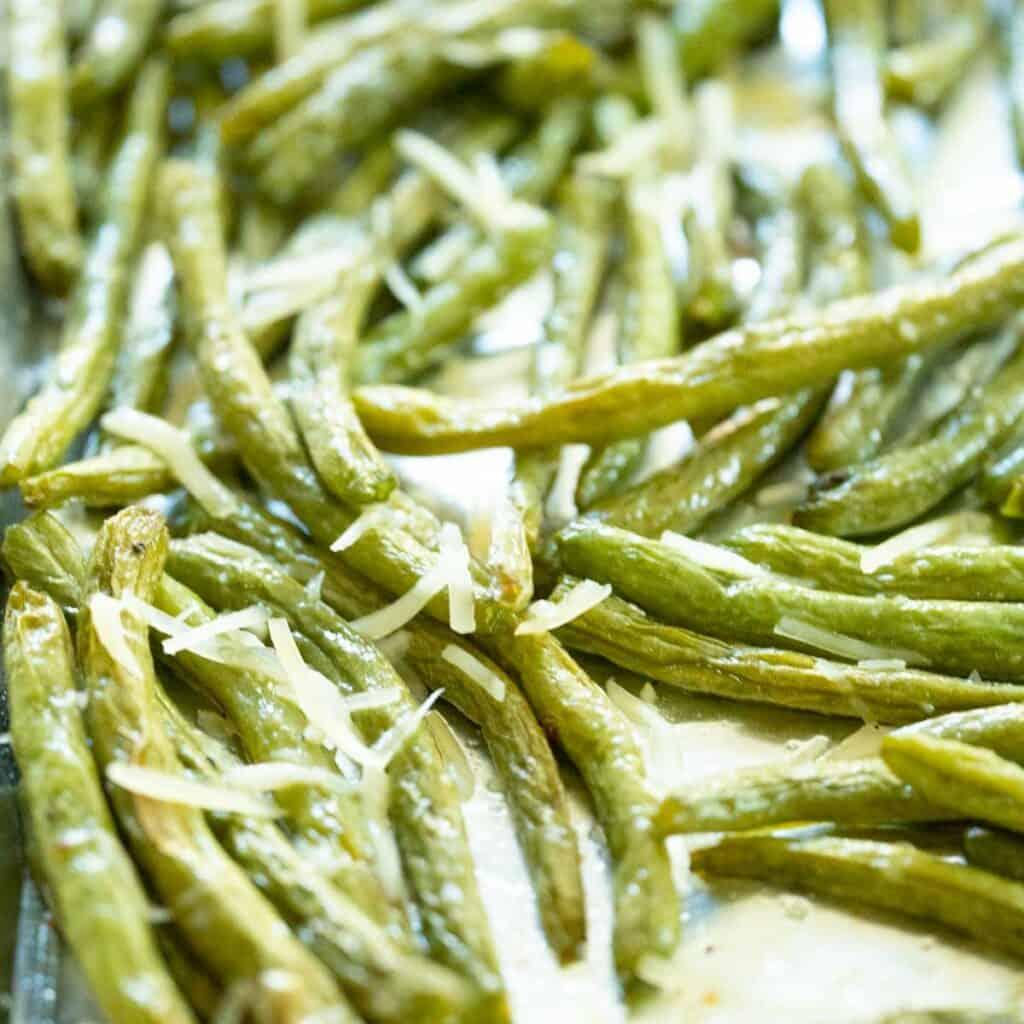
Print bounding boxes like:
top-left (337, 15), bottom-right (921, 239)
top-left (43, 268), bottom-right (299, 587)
top-left (2, 4), bottom-right (1024, 1021)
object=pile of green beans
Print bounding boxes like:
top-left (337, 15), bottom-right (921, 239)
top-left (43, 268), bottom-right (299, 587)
top-left (3, 1), bottom-right (1024, 1019)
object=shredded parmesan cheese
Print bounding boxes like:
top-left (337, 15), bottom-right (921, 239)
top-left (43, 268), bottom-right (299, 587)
top-left (660, 531), bottom-right (766, 578)
top-left (774, 616), bottom-right (926, 666)
top-left (101, 409), bottom-right (237, 517)
top-left (371, 689), bottom-right (445, 767)
top-left (89, 594), bottom-right (143, 678)
top-left (515, 580), bottom-right (612, 636)
top-left (441, 645), bottom-right (506, 702)
top-left (163, 606), bottom-right (269, 656)
top-left (304, 570), bottom-right (325, 601)
top-left (384, 261), bottom-right (425, 315)
top-left (859, 513), bottom-right (993, 573)
top-left (440, 523), bottom-right (475, 634)
top-left (330, 503), bottom-right (391, 552)
top-left (856, 658), bottom-right (907, 671)
top-left (222, 763), bottom-right (353, 795)
top-left (106, 763), bottom-right (279, 817)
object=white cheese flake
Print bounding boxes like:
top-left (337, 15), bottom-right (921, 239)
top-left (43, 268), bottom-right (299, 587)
top-left (162, 606), bottom-right (269, 656)
top-left (89, 594), bottom-right (144, 679)
top-left (775, 616), bottom-right (927, 666)
top-left (101, 409), bottom-right (237, 517)
top-left (660, 531), bottom-right (767, 578)
top-left (515, 580), bottom-right (612, 635)
top-left (441, 645), bottom-right (506, 702)
top-left (106, 763), bottom-right (279, 818)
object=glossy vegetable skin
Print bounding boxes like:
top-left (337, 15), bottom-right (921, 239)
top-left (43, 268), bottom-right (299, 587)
top-left (353, 235), bottom-right (1024, 454)
top-left (556, 521), bottom-right (1024, 681)
top-left (692, 834), bottom-right (1024, 959)
top-left (4, 582), bottom-right (197, 1024)
top-left (7, 0), bottom-right (81, 292)
top-left (0, 60), bottom-right (168, 484)
top-left (77, 508), bottom-right (352, 1022)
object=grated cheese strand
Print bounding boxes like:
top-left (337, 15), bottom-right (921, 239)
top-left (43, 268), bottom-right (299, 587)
top-left (106, 762), bottom-right (279, 818)
top-left (439, 523), bottom-right (475, 635)
top-left (222, 763), bottom-right (354, 795)
top-left (515, 579), bottom-right (612, 636)
top-left (329, 502), bottom-right (391, 552)
top-left (101, 409), bottom-right (237, 517)
top-left (774, 616), bottom-right (927, 666)
top-left (441, 645), bottom-right (505, 702)
top-left (90, 594), bottom-right (144, 679)
top-left (162, 606), bottom-right (269, 656)
top-left (660, 531), bottom-right (766, 578)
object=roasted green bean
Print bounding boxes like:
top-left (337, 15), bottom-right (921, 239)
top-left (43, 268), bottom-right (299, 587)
top-left (8, 0), bottom-right (81, 292)
top-left (77, 508), bottom-right (352, 1021)
top-left (557, 522), bottom-right (1024, 681)
top-left (70, 0), bottom-right (163, 103)
top-left (4, 582), bottom-right (197, 1024)
top-left (352, 234), bottom-right (1024, 454)
top-left (963, 826), bottom-right (1024, 884)
top-left (0, 60), bottom-right (167, 484)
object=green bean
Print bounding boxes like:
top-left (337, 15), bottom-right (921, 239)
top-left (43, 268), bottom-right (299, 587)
top-left (77, 508), bottom-right (352, 1021)
top-left (657, 758), bottom-right (941, 836)
top-left (4, 582), bottom-right (197, 1024)
top-left (584, 390), bottom-right (823, 538)
top-left (496, 31), bottom-right (604, 112)
top-left (797, 323), bottom-right (1024, 536)
top-left (71, 108), bottom-right (116, 227)
top-left (2, 511), bottom-right (87, 613)
top-left (824, 0), bottom-right (920, 251)
top-left (8, 0), bottom-right (81, 292)
top-left (885, 4), bottom-right (987, 109)
top-left (216, 2), bottom-right (414, 143)
top-left (327, 140), bottom-right (398, 217)
top-left (185, 495), bottom-right (586, 964)
top-left (741, 177), bottom-right (805, 324)
top-left (726, 522), bottom-right (1024, 601)
top-left (0, 60), bottom-right (167, 484)
top-left (964, 826), bottom-right (1024, 884)
top-left (637, 13), bottom-right (691, 167)
top-left (352, 233), bottom-right (1024, 454)
top-left (673, 0), bottom-right (780, 78)
top-left (165, 533), bottom-right (508, 1011)
top-left (554, 581), bottom-right (1024, 723)
top-left (104, 241), bottom-right (177, 425)
top-left (1008, 0), bottom-right (1024, 168)
top-left (684, 80), bottom-right (740, 328)
top-left (485, 631), bottom-right (679, 984)
top-left (576, 177), bottom-right (682, 509)
top-left (411, 96), bottom-right (585, 284)
top-left (156, 934), bottom-right (220, 1021)
top-left (245, 40), bottom-right (461, 205)
top-left (797, 162), bottom-right (871, 307)
top-left (556, 522), bottom-right (1024, 681)
top-left (159, 696), bottom-right (479, 1024)
top-left (236, 197), bottom-right (291, 263)
top-left (513, 173), bottom-right (616, 547)
top-left (158, 159), bottom-right (514, 633)
top-left (354, 217), bottom-right (553, 384)
top-left (165, 0), bottom-right (369, 59)
top-left (882, 733), bottom-right (1024, 834)
top-left (880, 1012), bottom-right (1021, 1024)
top-left (289, 265), bottom-right (396, 506)
top-left (690, 833), bottom-right (1024, 960)
top-left (70, 0), bottom-right (163, 104)
top-left (153, 574), bottom-right (411, 941)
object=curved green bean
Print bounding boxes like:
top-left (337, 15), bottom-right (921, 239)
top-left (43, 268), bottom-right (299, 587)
top-left (4, 582), bottom-right (197, 1024)
top-left (797, 324), bottom-right (1024, 536)
top-left (8, 0), bottom-right (81, 292)
top-left (352, 234), bottom-right (1024, 454)
top-left (78, 508), bottom-right (351, 1021)
top-left (674, 0), bottom-right (779, 78)
top-left (556, 522), bottom-right (1024, 681)
top-left (2, 511), bottom-right (87, 613)
top-left (0, 60), bottom-right (167, 484)
top-left (554, 581), bottom-right (1024, 723)
top-left (585, 390), bottom-right (823, 538)
top-left (691, 834), bottom-right (1024, 960)
top-left (165, 532), bottom-right (507, 1012)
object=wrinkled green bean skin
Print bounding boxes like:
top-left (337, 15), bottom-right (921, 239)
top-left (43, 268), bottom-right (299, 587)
top-left (4, 583), bottom-right (197, 1024)
top-left (692, 834), bottom-right (1024, 960)
top-left (165, 533), bottom-right (508, 1015)
top-left (555, 582), bottom-right (1024, 723)
top-left (77, 508), bottom-right (352, 1022)
top-left (0, 60), bottom-right (168, 484)
top-left (798, 335), bottom-right (1024, 536)
top-left (7, 0), bottom-right (81, 292)
top-left (557, 522), bottom-right (1024, 681)
top-left (727, 523), bottom-right (1024, 602)
top-left (882, 733), bottom-right (1024, 835)
top-left (184, 495), bottom-right (587, 964)
top-left (963, 827), bottom-right (1024, 884)
top-left (585, 391), bottom-right (823, 538)
top-left (353, 235), bottom-right (1024, 454)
